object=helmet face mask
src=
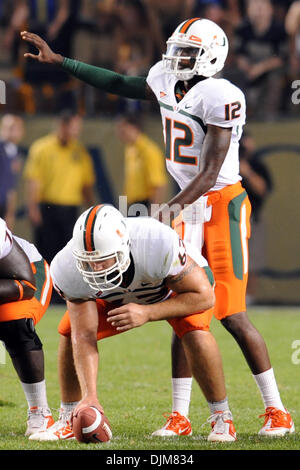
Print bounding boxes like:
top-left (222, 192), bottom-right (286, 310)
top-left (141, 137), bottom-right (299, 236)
top-left (162, 18), bottom-right (229, 80)
top-left (74, 252), bottom-right (127, 291)
top-left (72, 205), bottom-right (131, 292)
top-left (163, 43), bottom-right (205, 81)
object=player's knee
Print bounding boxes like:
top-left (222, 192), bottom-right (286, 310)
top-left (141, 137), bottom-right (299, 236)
top-left (221, 311), bottom-right (248, 335)
top-left (0, 318), bottom-right (43, 358)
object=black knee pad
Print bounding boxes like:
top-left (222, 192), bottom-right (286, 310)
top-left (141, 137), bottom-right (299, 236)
top-left (0, 318), bottom-right (43, 358)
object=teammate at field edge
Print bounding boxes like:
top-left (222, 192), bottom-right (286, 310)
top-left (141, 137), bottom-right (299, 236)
top-left (30, 204), bottom-right (235, 442)
top-left (0, 217), bottom-right (53, 436)
top-left (21, 18), bottom-right (294, 437)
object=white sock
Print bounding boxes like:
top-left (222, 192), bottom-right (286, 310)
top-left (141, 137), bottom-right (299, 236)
top-left (207, 397), bottom-right (230, 415)
top-left (172, 377), bottom-right (192, 417)
top-left (253, 368), bottom-right (285, 412)
top-left (21, 379), bottom-right (49, 409)
top-left (60, 401), bottom-right (78, 414)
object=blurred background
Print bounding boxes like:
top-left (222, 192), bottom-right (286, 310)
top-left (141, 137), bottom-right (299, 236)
top-left (0, 0), bottom-right (299, 305)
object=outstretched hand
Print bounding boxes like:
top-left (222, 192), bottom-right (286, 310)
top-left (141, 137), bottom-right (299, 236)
top-left (20, 31), bottom-right (63, 65)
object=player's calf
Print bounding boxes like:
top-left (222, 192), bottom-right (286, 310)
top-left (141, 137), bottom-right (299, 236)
top-left (0, 318), bottom-right (53, 436)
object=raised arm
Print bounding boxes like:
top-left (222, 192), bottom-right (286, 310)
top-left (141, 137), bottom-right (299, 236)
top-left (20, 31), bottom-right (154, 100)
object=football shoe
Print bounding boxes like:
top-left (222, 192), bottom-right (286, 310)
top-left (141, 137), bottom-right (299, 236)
top-left (151, 412), bottom-right (192, 437)
top-left (25, 406), bottom-right (54, 437)
top-left (207, 410), bottom-right (236, 442)
top-left (258, 407), bottom-right (295, 437)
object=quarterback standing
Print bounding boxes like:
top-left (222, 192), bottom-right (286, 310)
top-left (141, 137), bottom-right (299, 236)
top-left (21, 18), bottom-right (293, 437)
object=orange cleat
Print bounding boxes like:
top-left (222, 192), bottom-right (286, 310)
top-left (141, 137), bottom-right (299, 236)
top-left (258, 407), bottom-right (295, 437)
top-left (29, 409), bottom-right (75, 441)
top-left (152, 411), bottom-right (192, 437)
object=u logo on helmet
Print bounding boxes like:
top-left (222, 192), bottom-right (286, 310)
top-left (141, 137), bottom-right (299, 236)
top-left (189, 35), bottom-right (202, 43)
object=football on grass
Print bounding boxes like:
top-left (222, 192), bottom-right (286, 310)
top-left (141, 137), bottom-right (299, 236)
top-left (72, 406), bottom-right (112, 443)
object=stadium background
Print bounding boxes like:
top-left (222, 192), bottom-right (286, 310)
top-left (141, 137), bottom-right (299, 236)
top-left (0, 0), bottom-right (300, 305)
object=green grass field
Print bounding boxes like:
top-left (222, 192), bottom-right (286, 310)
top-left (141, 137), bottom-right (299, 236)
top-left (1, 306), bottom-right (300, 451)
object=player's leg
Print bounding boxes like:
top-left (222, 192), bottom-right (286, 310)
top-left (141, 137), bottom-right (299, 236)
top-left (29, 332), bottom-right (78, 441)
top-left (170, 330), bottom-right (193, 420)
top-left (181, 329), bottom-right (236, 442)
top-left (0, 260), bottom-right (53, 437)
top-left (207, 183), bottom-right (294, 436)
top-left (0, 314), bottom-right (53, 436)
top-left (221, 312), bottom-right (294, 435)
top-left (153, 308), bottom-right (236, 441)
top-left (160, 211), bottom-right (204, 432)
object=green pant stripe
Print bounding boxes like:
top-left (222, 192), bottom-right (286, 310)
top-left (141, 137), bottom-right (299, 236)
top-left (204, 265), bottom-right (214, 287)
top-left (228, 191), bottom-right (247, 280)
top-left (32, 259), bottom-right (46, 302)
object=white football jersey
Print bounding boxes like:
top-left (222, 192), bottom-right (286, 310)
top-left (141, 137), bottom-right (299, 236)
top-left (13, 235), bottom-right (42, 263)
top-left (50, 217), bottom-right (208, 304)
top-left (0, 217), bottom-right (42, 263)
top-left (0, 218), bottom-right (13, 259)
top-left (146, 61), bottom-right (246, 193)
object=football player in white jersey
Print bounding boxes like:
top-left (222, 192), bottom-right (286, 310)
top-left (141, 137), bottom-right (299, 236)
top-left (0, 218), bottom-right (53, 436)
top-left (21, 18), bottom-right (294, 437)
top-left (29, 204), bottom-right (237, 442)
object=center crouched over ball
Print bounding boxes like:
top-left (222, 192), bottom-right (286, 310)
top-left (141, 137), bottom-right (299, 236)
top-left (71, 406), bottom-right (112, 443)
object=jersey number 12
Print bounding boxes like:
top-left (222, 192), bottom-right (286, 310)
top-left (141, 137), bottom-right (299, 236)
top-left (165, 118), bottom-right (197, 166)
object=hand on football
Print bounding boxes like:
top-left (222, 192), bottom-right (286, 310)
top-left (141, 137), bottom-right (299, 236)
top-left (107, 303), bottom-right (150, 331)
top-left (72, 397), bottom-right (103, 418)
top-left (20, 31), bottom-right (63, 65)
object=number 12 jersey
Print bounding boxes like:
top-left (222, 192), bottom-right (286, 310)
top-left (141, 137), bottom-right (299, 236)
top-left (146, 60), bottom-right (246, 193)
